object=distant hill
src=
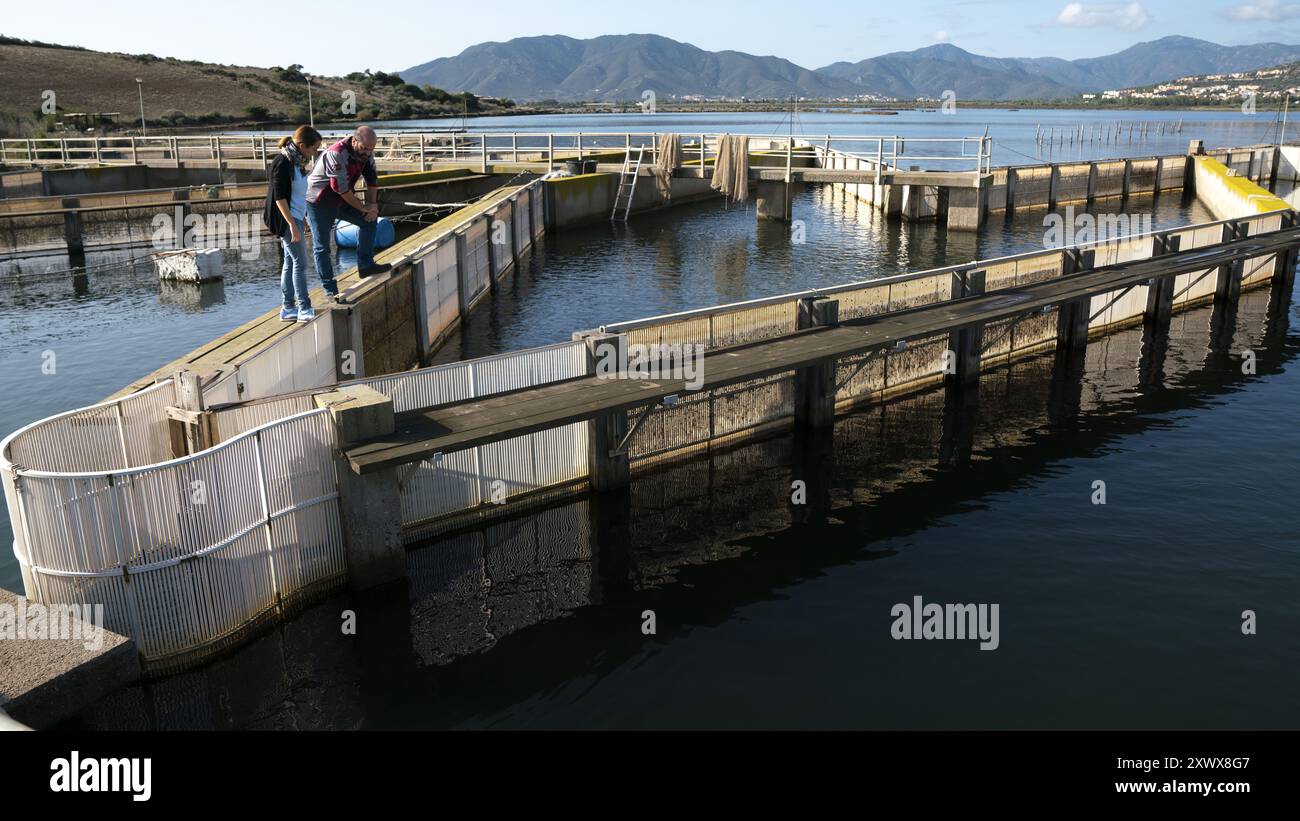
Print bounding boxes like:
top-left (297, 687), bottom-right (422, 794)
top-left (0, 36), bottom-right (511, 137)
top-left (402, 33), bottom-right (1300, 102)
top-left (817, 37), bottom-right (1300, 101)
top-left (401, 34), bottom-right (865, 102)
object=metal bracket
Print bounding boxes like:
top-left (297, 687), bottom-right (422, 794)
top-left (835, 349), bottom-right (882, 393)
top-left (610, 395), bottom-right (677, 457)
top-left (1088, 284), bottom-right (1136, 324)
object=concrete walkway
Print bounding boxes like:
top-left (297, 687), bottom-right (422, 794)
top-left (0, 588), bottom-right (139, 729)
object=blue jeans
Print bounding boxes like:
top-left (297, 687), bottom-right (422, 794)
top-left (280, 218), bottom-right (310, 310)
top-left (306, 200), bottom-right (376, 295)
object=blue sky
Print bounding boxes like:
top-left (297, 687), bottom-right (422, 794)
top-left (5, 0), bottom-right (1300, 75)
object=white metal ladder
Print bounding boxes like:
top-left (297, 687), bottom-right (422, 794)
top-left (611, 145), bottom-right (645, 222)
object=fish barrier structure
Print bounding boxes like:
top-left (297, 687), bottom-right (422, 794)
top-left (2, 151), bottom-right (1296, 675)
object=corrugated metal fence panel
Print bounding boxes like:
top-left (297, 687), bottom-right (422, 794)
top-left (460, 217), bottom-right (491, 308)
top-left (836, 282), bottom-right (892, 320)
top-left (1243, 213), bottom-right (1284, 287)
top-left (354, 361), bottom-right (472, 413)
top-left (201, 372), bottom-right (240, 407)
top-left (491, 202), bottom-right (515, 277)
top-left (531, 183), bottom-right (545, 238)
top-left (389, 341), bottom-right (590, 527)
top-left (887, 271), bottom-right (953, 310)
top-left (1089, 236), bottom-right (1156, 330)
top-left (513, 190), bottom-right (530, 254)
top-left (1093, 161), bottom-right (1126, 199)
top-left (710, 301), bottom-right (799, 347)
top-left (14, 409), bottom-right (344, 665)
top-left (213, 394), bottom-right (316, 442)
top-left (237, 317), bottom-right (335, 401)
top-left (1127, 159), bottom-right (1159, 194)
top-left (259, 411), bottom-right (346, 599)
top-left (119, 381), bottom-right (178, 468)
top-left (4, 382), bottom-right (174, 474)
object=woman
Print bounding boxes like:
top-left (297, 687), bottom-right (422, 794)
top-left (262, 125), bottom-right (322, 322)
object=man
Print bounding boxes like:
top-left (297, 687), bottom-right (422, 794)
top-left (305, 125), bottom-right (391, 302)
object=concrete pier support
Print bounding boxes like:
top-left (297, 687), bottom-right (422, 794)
top-left (946, 185), bottom-right (987, 232)
top-left (579, 332), bottom-right (632, 491)
top-left (794, 298), bottom-right (839, 427)
top-left (315, 385), bottom-right (406, 591)
top-left (61, 198), bottom-right (83, 257)
top-left (946, 269), bottom-right (985, 391)
top-left (1054, 249), bottom-right (1094, 375)
top-left (1215, 222), bottom-right (1244, 305)
top-left (901, 184), bottom-right (939, 222)
top-left (879, 183), bottom-right (903, 216)
top-left (756, 180), bottom-right (792, 221)
top-left (1145, 237), bottom-right (1178, 324)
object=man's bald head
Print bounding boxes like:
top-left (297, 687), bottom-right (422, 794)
top-left (354, 126), bottom-right (377, 148)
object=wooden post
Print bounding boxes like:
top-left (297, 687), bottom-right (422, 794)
top-left (1144, 234), bottom-right (1177, 333)
top-left (700, 133), bottom-right (707, 178)
top-left (1047, 163), bottom-right (1059, 209)
top-left (419, 133), bottom-right (426, 171)
top-left (172, 137), bottom-right (180, 168)
top-left (1054, 249), bottom-right (1094, 372)
top-left (794, 298), bottom-right (840, 427)
top-left (480, 133), bottom-right (488, 174)
top-left (579, 332), bottom-right (631, 492)
top-left (1153, 156), bottom-right (1164, 192)
top-left (785, 138), bottom-right (793, 183)
top-left (946, 270), bottom-right (985, 391)
top-left (1085, 161), bottom-right (1097, 203)
top-left (1215, 221), bottom-right (1243, 305)
top-left (314, 386), bottom-right (406, 591)
top-left (1005, 167), bottom-right (1018, 213)
top-left (61, 198), bottom-right (83, 255)
top-left (547, 133), bottom-right (553, 170)
top-left (511, 132), bottom-right (517, 164)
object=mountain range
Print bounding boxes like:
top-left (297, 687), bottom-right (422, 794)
top-left (401, 34), bottom-right (1300, 102)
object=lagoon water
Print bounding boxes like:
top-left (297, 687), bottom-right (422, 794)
top-left (3, 109), bottom-right (1299, 728)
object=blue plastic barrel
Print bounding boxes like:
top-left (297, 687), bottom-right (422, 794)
top-left (334, 216), bottom-right (395, 249)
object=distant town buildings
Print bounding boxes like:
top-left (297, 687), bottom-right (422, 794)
top-left (1086, 62), bottom-right (1300, 102)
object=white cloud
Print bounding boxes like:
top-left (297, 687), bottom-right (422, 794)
top-left (1056, 2), bottom-right (1151, 30)
top-left (935, 30), bottom-right (952, 43)
top-left (1227, 0), bottom-right (1300, 21)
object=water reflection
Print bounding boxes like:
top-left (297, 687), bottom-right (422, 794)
top-left (66, 281), bottom-right (1298, 730)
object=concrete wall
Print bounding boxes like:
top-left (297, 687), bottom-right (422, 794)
top-left (545, 171), bottom-right (721, 231)
top-left (1192, 155), bottom-right (1291, 221)
top-left (1277, 145), bottom-right (1300, 183)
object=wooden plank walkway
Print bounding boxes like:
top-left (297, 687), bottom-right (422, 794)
top-left (346, 227), bottom-right (1300, 474)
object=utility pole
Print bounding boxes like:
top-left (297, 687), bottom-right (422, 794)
top-left (1281, 97), bottom-right (1290, 148)
top-left (135, 78), bottom-right (146, 137)
top-left (306, 76), bottom-right (315, 129)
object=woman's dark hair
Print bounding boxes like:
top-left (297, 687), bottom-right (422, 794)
top-left (277, 125), bottom-right (322, 150)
